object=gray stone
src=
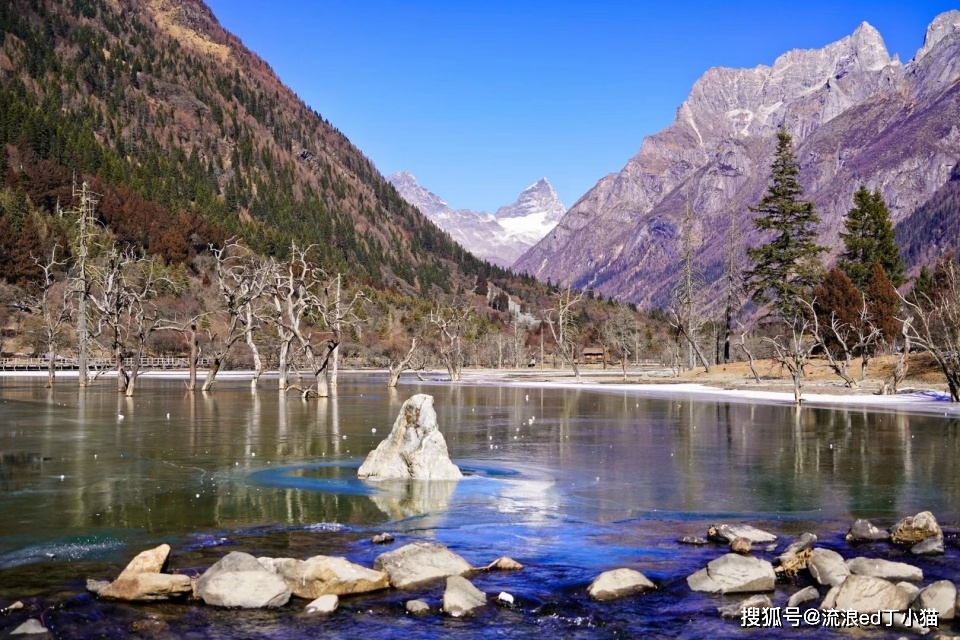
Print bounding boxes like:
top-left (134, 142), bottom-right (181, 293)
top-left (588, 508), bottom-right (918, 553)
top-left (678, 536), bottom-right (709, 545)
top-left (845, 519), bottom-right (891, 543)
top-left (707, 523), bottom-right (777, 544)
top-left (259, 555), bottom-right (389, 598)
top-left (374, 542), bottom-right (472, 589)
top-left (718, 594), bottom-right (772, 618)
top-left (778, 532), bottom-right (818, 563)
top-left (10, 619), bottom-right (47, 635)
top-left (358, 394), bottom-right (462, 480)
top-left (85, 579), bottom-right (110, 595)
top-left (820, 585), bottom-right (841, 610)
top-left (918, 580), bottom-right (957, 620)
top-left (846, 557), bottom-right (923, 582)
top-left (371, 533), bottom-right (395, 544)
top-left (587, 568), bottom-right (655, 600)
top-left (480, 556), bottom-right (524, 571)
top-left (787, 585), bottom-right (820, 608)
top-left (496, 592), bottom-right (515, 606)
top-left (808, 548), bottom-right (850, 587)
top-left (442, 575), bottom-right (486, 617)
top-left (891, 511), bottom-right (943, 546)
top-left (196, 551), bottom-right (291, 608)
top-left (833, 575), bottom-right (913, 613)
top-left (911, 536), bottom-right (945, 556)
top-left (304, 594), bottom-right (338, 614)
top-left (686, 553), bottom-right (775, 594)
top-left (406, 599), bottom-right (431, 615)
top-left (729, 537), bottom-right (751, 555)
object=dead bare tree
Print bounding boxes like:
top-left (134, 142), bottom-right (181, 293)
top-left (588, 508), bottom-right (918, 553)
top-left (122, 258), bottom-right (177, 397)
top-left (27, 245), bottom-right (72, 388)
top-left (880, 318), bottom-right (912, 396)
top-left (735, 321), bottom-right (762, 384)
top-left (761, 312), bottom-right (819, 405)
top-left (429, 301), bottom-right (473, 382)
top-left (386, 337), bottom-right (419, 388)
top-left (603, 308), bottom-right (636, 381)
top-left (202, 240), bottom-right (271, 392)
top-left (87, 245), bottom-right (137, 392)
top-left (900, 261), bottom-right (960, 401)
top-left (808, 296), bottom-right (881, 389)
top-left (545, 287), bottom-right (584, 382)
top-left (670, 206), bottom-right (711, 372)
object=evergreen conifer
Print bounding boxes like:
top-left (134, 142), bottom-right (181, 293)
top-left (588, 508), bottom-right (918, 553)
top-left (838, 186), bottom-right (905, 289)
top-left (745, 129), bottom-right (826, 318)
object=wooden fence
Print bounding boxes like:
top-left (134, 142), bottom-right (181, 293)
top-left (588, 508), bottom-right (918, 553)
top-left (0, 357), bottom-right (210, 371)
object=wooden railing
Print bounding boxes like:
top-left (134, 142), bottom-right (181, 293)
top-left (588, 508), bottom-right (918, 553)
top-left (0, 357), bottom-right (210, 371)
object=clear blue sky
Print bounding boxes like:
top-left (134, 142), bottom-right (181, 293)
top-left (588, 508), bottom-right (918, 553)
top-left (205, 0), bottom-right (956, 213)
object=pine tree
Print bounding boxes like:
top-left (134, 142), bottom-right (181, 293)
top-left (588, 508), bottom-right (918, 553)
top-left (744, 129), bottom-right (826, 318)
top-left (864, 262), bottom-right (899, 344)
top-left (838, 186), bottom-right (905, 289)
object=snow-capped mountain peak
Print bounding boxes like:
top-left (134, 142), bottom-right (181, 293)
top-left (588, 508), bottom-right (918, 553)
top-left (386, 172), bottom-right (566, 268)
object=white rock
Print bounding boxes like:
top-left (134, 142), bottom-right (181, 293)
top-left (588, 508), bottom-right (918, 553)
top-left (787, 585), bottom-right (820, 608)
top-left (708, 523), bottom-right (777, 544)
top-left (588, 568), bottom-right (655, 600)
top-left (496, 591), bottom-right (515, 605)
top-left (10, 619), bottom-right (47, 635)
top-left (258, 555), bottom-right (389, 598)
top-left (405, 599), bottom-right (430, 615)
top-left (196, 551), bottom-right (290, 608)
top-left (833, 575), bottom-right (913, 613)
top-left (374, 542), bottom-right (472, 589)
top-left (442, 575), bottom-right (486, 617)
top-left (304, 594), bottom-right (338, 614)
top-left (358, 394), bottom-right (462, 480)
top-left (718, 594), bottom-right (772, 618)
top-left (686, 553), bottom-right (775, 594)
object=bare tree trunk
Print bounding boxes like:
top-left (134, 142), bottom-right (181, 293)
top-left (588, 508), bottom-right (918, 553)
top-left (278, 339), bottom-right (290, 391)
top-left (387, 338), bottom-right (418, 388)
top-left (245, 304), bottom-right (263, 390)
top-left (46, 349), bottom-right (56, 388)
top-left (187, 323), bottom-right (198, 391)
top-left (202, 358), bottom-right (221, 392)
top-left (737, 331), bottom-right (761, 384)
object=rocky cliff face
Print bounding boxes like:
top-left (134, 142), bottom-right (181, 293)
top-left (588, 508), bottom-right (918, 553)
top-left (515, 12), bottom-right (960, 308)
top-left (388, 173), bottom-right (565, 267)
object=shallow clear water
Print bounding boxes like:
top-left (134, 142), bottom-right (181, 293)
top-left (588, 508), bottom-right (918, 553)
top-left (0, 374), bottom-right (958, 638)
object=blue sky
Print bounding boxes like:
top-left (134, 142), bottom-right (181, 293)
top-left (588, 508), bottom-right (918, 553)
top-left (205, 1), bottom-right (956, 213)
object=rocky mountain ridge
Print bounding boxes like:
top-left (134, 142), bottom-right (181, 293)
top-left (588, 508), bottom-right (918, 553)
top-left (515, 11), bottom-right (960, 308)
top-left (388, 172), bottom-right (565, 267)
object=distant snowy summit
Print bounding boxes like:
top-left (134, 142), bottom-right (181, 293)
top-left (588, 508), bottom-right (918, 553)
top-left (387, 172), bottom-right (566, 267)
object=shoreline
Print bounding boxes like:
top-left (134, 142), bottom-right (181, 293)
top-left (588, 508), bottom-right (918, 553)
top-left (3, 365), bottom-right (958, 418)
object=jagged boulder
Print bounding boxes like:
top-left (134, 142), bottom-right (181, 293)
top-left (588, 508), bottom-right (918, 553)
top-left (358, 394), bottom-right (462, 480)
top-left (686, 553), bottom-right (775, 594)
top-left (718, 594), bottom-right (773, 618)
top-left (304, 594), bottom-right (338, 614)
top-left (787, 585), bottom-right (820, 608)
top-left (442, 576), bottom-right (486, 617)
top-left (374, 542), bottom-right (472, 589)
top-left (258, 555), bottom-right (389, 598)
top-left (94, 544), bottom-right (192, 602)
top-left (778, 532), bottom-right (818, 564)
top-left (588, 568), bottom-right (655, 600)
top-left (196, 551), bottom-right (290, 608)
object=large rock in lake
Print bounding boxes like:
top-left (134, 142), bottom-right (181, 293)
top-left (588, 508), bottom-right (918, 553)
top-left (890, 511), bottom-right (942, 546)
top-left (588, 568), bottom-right (655, 600)
top-left (358, 394), bottom-right (462, 480)
top-left (686, 553), bottom-right (775, 594)
top-left (808, 548), bottom-right (850, 587)
top-left (831, 575), bottom-right (913, 613)
top-left (374, 542), bottom-right (472, 589)
top-left (442, 575), bottom-right (486, 617)
top-left (196, 551), bottom-right (291, 608)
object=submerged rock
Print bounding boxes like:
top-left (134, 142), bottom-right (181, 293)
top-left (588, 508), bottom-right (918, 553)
top-left (371, 533), bottom-right (395, 545)
top-left (786, 585), bottom-right (820, 608)
top-left (405, 599), bottom-right (431, 615)
top-left (10, 619), bottom-right (48, 635)
top-left (778, 533), bottom-right (818, 563)
top-left (480, 556), bottom-right (524, 571)
top-left (730, 537), bottom-right (751, 555)
top-left (686, 553), bottom-right (775, 594)
top-left (442, 575), bottom-right (486, 617)
top-left (707, 524), bottom-right (777, 544)
top-left (358, 394), bottom-right (462, 480)
top-left (678, 536), bottom-right (709, 545)
top-left (911, 536), bottom-right (945, 556)
top-left (588, 568), bottom-right (655, 600)
top-left (374, 542), bottom-right (472, 589)
top-left (196, 551), bottom-right (290, 608)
